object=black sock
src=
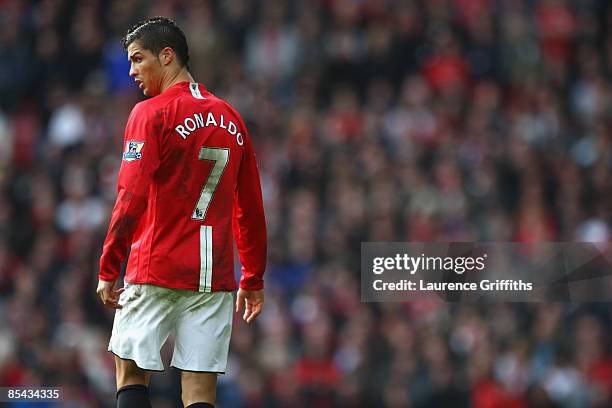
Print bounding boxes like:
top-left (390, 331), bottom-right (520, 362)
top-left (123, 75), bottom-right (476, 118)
top-left (116, 384), bottom-right (151, 408)
top-left (186, 403), bottom-right (214, 408)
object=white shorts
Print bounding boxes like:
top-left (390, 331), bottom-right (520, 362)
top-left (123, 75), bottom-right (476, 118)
top-left (108, 282), bottom-right (233, 373)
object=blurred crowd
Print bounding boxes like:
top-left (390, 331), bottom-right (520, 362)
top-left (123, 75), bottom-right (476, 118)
top-left (1, 0), bottom-right (612, 406)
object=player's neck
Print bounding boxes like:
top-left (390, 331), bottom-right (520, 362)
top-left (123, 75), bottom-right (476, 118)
top-left (160, 68), bottom-right (195, 94)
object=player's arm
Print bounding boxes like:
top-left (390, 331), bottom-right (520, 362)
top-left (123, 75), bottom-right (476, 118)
top-left (233, 130), bottom-right (267, 322)
top-left (98, 105), bottom-right (163, 305)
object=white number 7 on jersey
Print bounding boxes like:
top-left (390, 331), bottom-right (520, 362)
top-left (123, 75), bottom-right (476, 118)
top-left (192, 147), bottom-right (230, 220)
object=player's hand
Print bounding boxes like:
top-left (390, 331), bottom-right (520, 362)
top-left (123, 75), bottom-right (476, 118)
top-left (235, 288), bottom-right (264, 323)
top-left (96, 279), bottom-right (125, 310)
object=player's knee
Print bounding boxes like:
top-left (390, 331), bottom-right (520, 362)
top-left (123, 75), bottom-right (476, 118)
top-left (181, 387), bottom-right (216, 405)
top-left (117, 370), bottom-right (149, 389)
top-left (181, 372), bottom-right (217, 406)
top-left (115, 357), bottom-right (149, 388)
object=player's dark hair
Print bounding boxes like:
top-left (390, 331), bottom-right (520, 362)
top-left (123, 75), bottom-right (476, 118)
top-left (122, 17), bottom-right (190, 69)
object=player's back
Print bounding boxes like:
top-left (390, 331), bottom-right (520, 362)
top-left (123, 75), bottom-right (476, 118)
top-left (122, 82), bottom-right (256, 292)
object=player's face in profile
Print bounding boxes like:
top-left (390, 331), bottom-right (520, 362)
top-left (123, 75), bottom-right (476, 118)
top-left (127, 41), bottom-right (162, 97)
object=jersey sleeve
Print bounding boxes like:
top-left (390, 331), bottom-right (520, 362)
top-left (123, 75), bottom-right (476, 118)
top-left (233, 130), bottom-right (267, 290)
top-left (99, 103), bottom-right (163, 282)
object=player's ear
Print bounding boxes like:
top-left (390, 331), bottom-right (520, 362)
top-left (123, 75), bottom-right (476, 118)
top-left (159, 47), bottom-right (174, 66)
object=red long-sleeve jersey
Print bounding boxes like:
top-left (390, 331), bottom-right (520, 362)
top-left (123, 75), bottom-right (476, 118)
top-left (99, 82), bottom-right (266, 292)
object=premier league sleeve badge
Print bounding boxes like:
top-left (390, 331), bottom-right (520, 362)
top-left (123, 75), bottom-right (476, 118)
top-left (123, 140), bottom-right (145, 162)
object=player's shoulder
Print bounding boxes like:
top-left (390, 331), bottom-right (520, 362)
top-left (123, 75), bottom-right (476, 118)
top-left (204, 91), bottom-right (247, 127)
top-left (128, 96), bottom-right (167, 125)
top-left (131, 94), bottom-right (167, 114)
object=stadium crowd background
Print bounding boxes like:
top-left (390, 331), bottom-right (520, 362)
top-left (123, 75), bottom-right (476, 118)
top-left (1, 0), bottom-right (612, 406)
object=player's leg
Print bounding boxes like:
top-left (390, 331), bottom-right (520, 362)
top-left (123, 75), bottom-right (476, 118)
top-left (171, 291), bottom-right (234, 408)
top-left (180, 371), bottom-right (217, 407)
top-left (115, 356), bottom-right (153, 408)
top-left (107, 283), bottom-right (179, 407)
top-left (115, 355), bottom-right (152, 388)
